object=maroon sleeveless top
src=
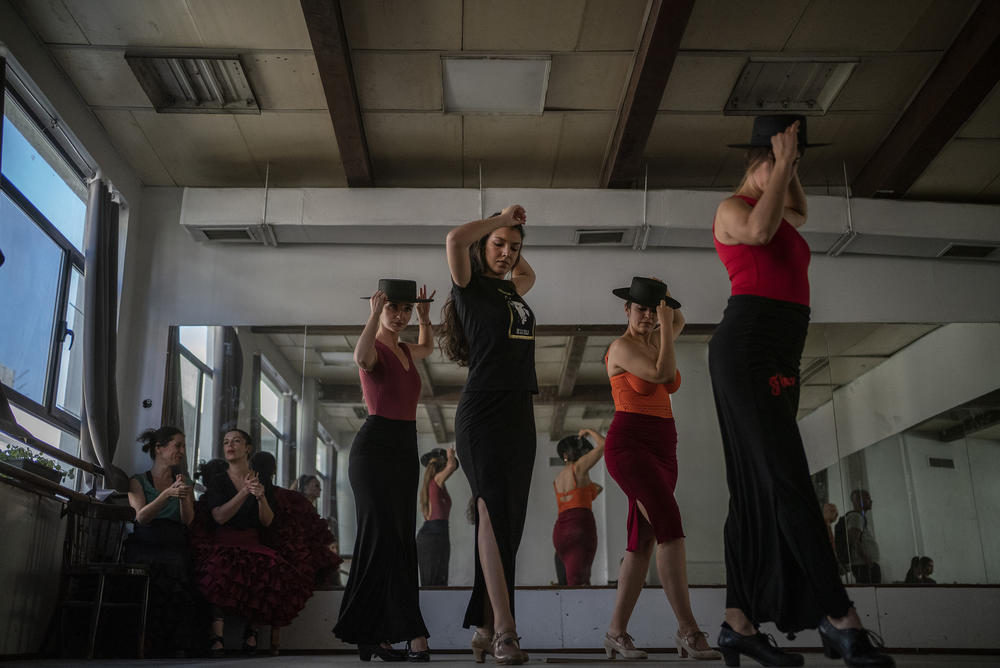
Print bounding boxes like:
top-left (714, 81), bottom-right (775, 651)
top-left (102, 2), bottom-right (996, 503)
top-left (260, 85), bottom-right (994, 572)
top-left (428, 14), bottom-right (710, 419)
top-left (359, 340), bottom-right (421, 420)
top-left (427, 479), bottom-right (452, 521)
top-left (713, 194), bottom-right (810, 306)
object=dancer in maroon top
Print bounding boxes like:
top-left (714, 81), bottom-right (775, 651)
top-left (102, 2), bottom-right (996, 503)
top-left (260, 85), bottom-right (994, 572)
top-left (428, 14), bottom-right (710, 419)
top-left (333, 279), bottom-right (436, 662)
top-left (711, 115), bottom-right (892, 668)
top-left (417, 447), bottom-right (457, 585)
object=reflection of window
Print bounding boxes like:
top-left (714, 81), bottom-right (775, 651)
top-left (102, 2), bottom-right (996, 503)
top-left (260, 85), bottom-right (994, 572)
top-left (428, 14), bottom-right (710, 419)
top-left (256, 359), bottom-right (295, 485)
top-left (0, 81), bottom-right (89, 458)
top-left (177, 326), bottom-right (214, 473)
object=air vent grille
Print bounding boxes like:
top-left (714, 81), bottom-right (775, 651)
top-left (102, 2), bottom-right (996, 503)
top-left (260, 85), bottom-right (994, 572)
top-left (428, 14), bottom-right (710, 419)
top-left (928, 457), bottom-right (955, 469)
top-left (939, 244), bottom-right (997, 259)
top-left (202, 227), bottom-right (254, 241)
top-left (575, 230), bottom-right (626, 245)
top-left (353, 406), bottom-right (369, 419)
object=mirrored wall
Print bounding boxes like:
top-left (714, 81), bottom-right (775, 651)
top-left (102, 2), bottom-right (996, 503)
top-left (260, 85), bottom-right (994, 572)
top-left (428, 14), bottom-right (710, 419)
top-left (163, 321), bottom-right (1000, 587)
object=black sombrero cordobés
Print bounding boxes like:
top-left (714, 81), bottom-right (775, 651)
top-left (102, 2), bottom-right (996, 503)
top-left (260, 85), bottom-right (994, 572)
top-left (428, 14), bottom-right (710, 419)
top-left (612, 276), bottom-right (681, 309)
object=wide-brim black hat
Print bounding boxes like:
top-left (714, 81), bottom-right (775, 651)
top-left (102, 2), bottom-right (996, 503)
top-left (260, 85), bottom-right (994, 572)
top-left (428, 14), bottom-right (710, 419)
top-left (362, 278), bottom-right (433, 303)
top-left (420, 448), bottom-right (448, 467)
top-left (612, 276), bottom-right (681, 309)
top-left (727, 114), bottom-right (828, 149)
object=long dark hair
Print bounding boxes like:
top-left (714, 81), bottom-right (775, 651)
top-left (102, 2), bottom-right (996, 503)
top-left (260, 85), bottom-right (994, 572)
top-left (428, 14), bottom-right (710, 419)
top-left (420, 457), bottom-right (444, 519)
top-left (137, 426), bottom-right (183, 460)
top-left (438, 220), bottom-right (525, 365)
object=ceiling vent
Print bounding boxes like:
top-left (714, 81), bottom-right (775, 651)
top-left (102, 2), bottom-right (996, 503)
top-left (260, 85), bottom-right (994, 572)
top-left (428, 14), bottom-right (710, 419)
top-left (725, 59), bottom-right (857, 115)
top-left (938, 243), bottom-right (998, 259)
top-left (928, 457), bottom-right (955, 469)
top-left (187, 224), bottom-right (277, 246)
top-left (442, 57), bottom-right (551, 114)
top-left (574, 229), bottom-right (628, 245)
top-left (126, 55), bottom-right (260, 113)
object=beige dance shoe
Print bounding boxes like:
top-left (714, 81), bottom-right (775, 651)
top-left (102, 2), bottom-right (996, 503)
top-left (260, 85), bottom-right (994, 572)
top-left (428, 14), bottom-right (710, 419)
top-left (471, 629), bottom-right (494, 663)
top-left (676, 630), bottom-right (723, 660)
top-left (604, 632), bottom-right (648, 660)
top-left (492, 631), bottom-right (529, 665)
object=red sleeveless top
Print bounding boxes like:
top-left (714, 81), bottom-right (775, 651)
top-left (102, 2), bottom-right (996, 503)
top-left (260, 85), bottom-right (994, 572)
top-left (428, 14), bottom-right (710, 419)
top-left (713, 195), bottom-right (810, 306)
top-left (427, 479), bottom-right (451, 521)
top-left (359, 340), bottom-right (421, 420)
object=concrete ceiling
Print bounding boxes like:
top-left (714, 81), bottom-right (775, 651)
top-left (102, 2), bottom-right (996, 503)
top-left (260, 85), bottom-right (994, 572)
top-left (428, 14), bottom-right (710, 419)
top-left (10, 0), bottom-right (1000, 202)
top-left (256, 321), bottom-right (941, 443)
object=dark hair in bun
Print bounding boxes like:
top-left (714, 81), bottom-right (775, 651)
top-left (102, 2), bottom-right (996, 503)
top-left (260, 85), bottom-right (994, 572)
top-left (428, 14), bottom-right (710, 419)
top-left (137, 426), bottom-right (183, 460)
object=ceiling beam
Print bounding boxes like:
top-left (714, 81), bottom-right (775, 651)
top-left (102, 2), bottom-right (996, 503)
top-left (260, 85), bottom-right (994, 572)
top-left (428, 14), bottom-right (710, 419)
top-left (300, 0), bottom-right (373, 187)
top-left (550, 335), bottom-right (589, 440)
top-left (415, 359), bottom-right (435, 398)
top-left (320, 383), bottom-right (613, 406)
top-left (852, 1), bottom-right (1000, 198)
top-left (600, 0), bottom-right (696, 189)
top-left (424, 402), bottom-right (449, 444)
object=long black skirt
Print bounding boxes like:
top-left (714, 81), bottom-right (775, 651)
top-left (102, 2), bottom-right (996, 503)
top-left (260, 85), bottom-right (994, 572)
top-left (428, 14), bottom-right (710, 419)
top-left (455, 390), bottom-right (535, 628)
top-left (708, 295), bottom-right (851, 633)
top-left (333, 416), bottom-right (429, 644)
top-left (416, 519), bottom-right (450, 586)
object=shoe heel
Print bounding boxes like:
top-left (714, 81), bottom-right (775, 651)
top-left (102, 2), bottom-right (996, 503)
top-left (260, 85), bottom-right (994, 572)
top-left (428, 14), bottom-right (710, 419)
top-left (604, 646), bottom-right (616, 660)
top-left (359, 646), bottom-right (373, 662)
top-left (820, 636), bottom-right (841, 659)
top-left (472, 647), bottom-right (485, 663)
top-left (720, 648), bottom-right (740, 667)
top-left (677, 642), bottom-right (688, 659)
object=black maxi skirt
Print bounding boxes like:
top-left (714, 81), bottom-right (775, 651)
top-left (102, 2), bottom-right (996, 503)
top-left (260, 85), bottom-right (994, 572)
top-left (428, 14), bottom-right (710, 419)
top-left (708, 295), bottom-right (851, 633)
top-left (416, 519), bottom-right (450, 586)
top-left (333, 416), bottom-right (429, 644)
top-left (455, 390), bottom-right (535, 629)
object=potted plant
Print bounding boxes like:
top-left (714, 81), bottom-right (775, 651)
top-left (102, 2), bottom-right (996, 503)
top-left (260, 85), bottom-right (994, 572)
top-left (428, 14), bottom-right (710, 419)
top-left (0, 444), bottom-right (74, 484)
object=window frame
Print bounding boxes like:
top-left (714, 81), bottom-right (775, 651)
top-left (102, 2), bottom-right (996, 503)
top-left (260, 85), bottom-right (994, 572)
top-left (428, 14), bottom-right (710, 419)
top-left (177, 341), bottom-right (213, 471)
top-left (1, 82), bottom-right (86, 438)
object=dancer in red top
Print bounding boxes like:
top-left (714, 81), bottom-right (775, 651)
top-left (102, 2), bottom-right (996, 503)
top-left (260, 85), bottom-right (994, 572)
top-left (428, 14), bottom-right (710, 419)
top-left (552, 428), bottom-right (605, 585)
top-left (602, 276), bottom-right (721, 662)
top-left (333, 279), bottom-right (436, 662)
top-left (711, 115), bottom-right (892, 667)
top-left (417, 447), bottom-right (458, 585)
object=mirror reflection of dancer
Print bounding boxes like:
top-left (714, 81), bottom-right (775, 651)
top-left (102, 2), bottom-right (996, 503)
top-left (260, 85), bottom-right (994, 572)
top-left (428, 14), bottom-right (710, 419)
top-left (333, 279), bottom-right (436, 662)
top-left (417, 447), bottom-right (458, 586)
top-left (602, 277), bottom-right (721, 661)
top-left (552, 429), bottom-right (605, 586)
top-left (710, 115), bottom-right (893, 667)
top-left (440, 205), bottom-right (537, 665)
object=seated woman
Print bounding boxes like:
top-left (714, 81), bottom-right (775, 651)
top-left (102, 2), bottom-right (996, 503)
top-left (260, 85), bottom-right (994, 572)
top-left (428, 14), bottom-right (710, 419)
top-left (125, 426), bottom-right (199, 658)
top-left (552, 428), bottom-right (605, 586)
top-left (292, 474), bottom-right (323, 508)
top-left (191, 430), bottom-right (312, 657)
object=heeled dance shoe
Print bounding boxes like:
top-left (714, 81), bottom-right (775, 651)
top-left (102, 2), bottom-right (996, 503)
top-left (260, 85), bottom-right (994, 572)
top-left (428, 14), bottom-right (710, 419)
top-left (676, 630), bottom-right (723, 660)
top-left (359, 643), bottom-right (407, 661)
top-left (241, 625), bottom-right (258, 656)
top-left (406, 640), bottom-right (431, 662)
top-left (817, 617), bottom-right (895, 667)
top-left (716, 622), bottom-right (804, 667)
top-left (208, 634), bottom-right (225, 658)
top-left (471, 629), bottom-right (494, 663)
top-left (603, 632), bottom-right (648, 660)
top-left (492, 631), bottom-right (529, 665)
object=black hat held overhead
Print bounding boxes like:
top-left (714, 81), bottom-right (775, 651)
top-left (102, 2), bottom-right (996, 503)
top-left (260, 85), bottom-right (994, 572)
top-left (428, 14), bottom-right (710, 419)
top-left (421, 448), bottom-right (457, 469)
top-left (612, 276), bottom-right (681, 309)
top-left (362, 278), bottom-right (434, 303)
top-left (727, 114), bottom-right (828, 150)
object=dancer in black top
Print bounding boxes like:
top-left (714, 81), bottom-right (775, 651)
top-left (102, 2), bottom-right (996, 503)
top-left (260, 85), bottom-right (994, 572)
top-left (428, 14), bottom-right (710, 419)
top-left (440, 205), bottom-right (536, 665)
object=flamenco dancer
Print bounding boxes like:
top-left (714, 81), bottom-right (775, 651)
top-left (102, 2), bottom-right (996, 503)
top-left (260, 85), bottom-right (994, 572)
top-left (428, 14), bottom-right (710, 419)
top-left (440, 205), bottom-right (537, 664)
top-left (602, 276), bottom-right (720, 661)
top-left (552, 428), bottom-right (605, 586)
top-left (333, 279), bottom-right (436, 662)
top-left (710, 115), bottom-right (892, 667)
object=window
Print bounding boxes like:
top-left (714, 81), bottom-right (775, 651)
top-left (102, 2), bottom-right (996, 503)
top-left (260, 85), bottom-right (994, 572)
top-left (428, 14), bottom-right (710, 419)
top-left (256, 357), bottom-right (296, 486)
top-left (177, 326), bottom-right (214, 473)
top-left (0, 75), bottom-right (89, 454)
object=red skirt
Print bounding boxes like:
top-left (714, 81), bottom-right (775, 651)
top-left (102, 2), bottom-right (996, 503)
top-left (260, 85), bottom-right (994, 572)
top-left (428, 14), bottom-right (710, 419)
top-left (553, 507), bottom-right (597, 585)
top-left (193, 525), bottom-right (313, 627)
top-left (605, 411), bottom-right (685, 551)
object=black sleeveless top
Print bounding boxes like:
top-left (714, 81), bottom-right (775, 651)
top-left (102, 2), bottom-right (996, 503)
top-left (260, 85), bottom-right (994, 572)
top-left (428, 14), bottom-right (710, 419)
top-left (452, 273), bottom-right (537, 393)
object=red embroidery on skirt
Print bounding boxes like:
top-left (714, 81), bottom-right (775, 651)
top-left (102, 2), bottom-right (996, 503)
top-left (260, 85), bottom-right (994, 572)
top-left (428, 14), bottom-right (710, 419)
top-left (769, 373), bottom-right (797, 396)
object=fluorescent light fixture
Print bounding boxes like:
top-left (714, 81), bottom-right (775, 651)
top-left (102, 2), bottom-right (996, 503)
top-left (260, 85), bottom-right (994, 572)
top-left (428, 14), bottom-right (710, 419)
top-left (318, 350), bottom-right (355, 366)
top-left (126, 54), bottom-right (260, 113)
top-left (442, 56), bottom-right (551, 114)
top-left (725, 59), bottom-right (857, 115)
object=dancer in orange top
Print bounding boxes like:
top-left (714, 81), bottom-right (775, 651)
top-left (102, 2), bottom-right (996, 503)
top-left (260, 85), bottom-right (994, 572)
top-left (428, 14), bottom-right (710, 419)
top-left (601, 277), bottom-right (720, 662)
top-left (552, 428), bottom-right (605, 585)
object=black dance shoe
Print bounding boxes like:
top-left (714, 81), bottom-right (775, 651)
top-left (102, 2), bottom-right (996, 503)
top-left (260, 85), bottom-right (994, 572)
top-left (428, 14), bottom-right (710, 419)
top-left (208, 634), bottom-right (225, 658)
top-left (818, 617), bottom-right (895, 667)
top-left (359, 643), bottom-right (408, 662)
top-left (717, 622), bottom-right (804, 667)
top-left (242, 625), bottom-right (258, 655)
top-left (406, 641), bottom-right (431, 662)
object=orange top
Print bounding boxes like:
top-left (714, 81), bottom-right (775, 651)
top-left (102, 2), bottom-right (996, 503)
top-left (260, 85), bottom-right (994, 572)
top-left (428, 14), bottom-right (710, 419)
top-left (554, 481), bottom-right (601, 514)
top-left (606, 357), bottom-right (681, 419)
